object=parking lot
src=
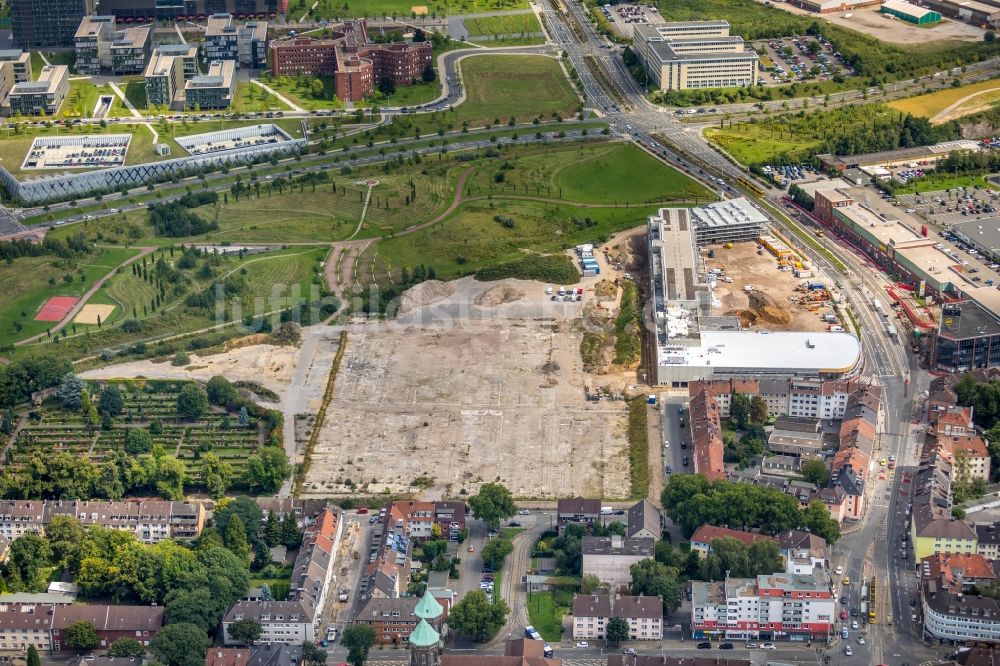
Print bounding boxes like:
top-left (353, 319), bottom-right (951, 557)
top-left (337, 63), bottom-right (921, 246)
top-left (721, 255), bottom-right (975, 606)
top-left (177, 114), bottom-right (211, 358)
top-left (895, 184), bottom-right (1000, 228)
top-left (753, 36), bottom-right (855, 85)
top-left (21, 135), bottom-right (131, 171)
top-left (602, 3), bottom-right (663, 38)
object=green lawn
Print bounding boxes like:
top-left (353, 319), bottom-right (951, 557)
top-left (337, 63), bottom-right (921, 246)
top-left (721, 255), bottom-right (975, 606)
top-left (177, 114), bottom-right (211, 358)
top-left (895, 172), bottom-right (988, 194)
top-left (121, 77), bottom-right (148, 113)
top-left (255, 75), bottom-right (340, 112)
top-left (463, 142), bottom-right (712, 205)
top-left (704, 125), bottom-right (824, 166)
top-left (526, 592), bottom-right (568, 641)
top-left (383, 78), bottom-right (443, 107)
top-left (446, 55), bottom-right (579, 129)
top-left (0, 247), bottom-right (139, 347)
top-left (287, 0), bottom-right (528, 21)
top-left (463, 12), bottom-right (544, 44)
top-left (231, 82), bottom-right (294, 114)
top-left (375, 198), bottom-right (660, 281)
top-left (59, 80), bottom-right (124, 120)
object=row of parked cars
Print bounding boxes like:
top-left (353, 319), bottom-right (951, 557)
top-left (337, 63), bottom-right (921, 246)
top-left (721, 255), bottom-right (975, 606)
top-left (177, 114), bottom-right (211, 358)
top-left (696, 642), bottom-right (776, 650)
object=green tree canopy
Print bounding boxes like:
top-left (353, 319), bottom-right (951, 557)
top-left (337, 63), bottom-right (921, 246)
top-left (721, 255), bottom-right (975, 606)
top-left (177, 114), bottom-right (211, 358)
top-left (98, 385), bottom-right (124, 418)
top-left (124, 428), bottom-right (154, 456)
top-left (481, 537), bottom-right (514, 571)
top-left (108, 638), bottom-right (146, 658)
top-left (341, 624), bottom-right (376, 666)
top-left (227, 618), bottom-right (262, 646)
top-left (447, 589), bottom-right (509, 642)
top-left (176, 384), bottom-right (209, 421)
top-left (606, 617), bottom-right (630, 645)
top-left (629, 558), bottom-right (681, 614)
top-left (468, 483), bottom-right (516, 528)
top-left (151, 623), bottom-right (211, 666)
top-left (65, 621), bottom-right (100, 650)
top-left (800, 459), bottom-right (831, 487)
top-left (245, 447), bottom-right (291, 494)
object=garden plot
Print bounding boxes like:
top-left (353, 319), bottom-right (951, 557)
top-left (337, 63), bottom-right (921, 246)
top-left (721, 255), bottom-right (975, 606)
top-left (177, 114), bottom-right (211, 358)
top-left (302, 280), bottom-right (630, 500)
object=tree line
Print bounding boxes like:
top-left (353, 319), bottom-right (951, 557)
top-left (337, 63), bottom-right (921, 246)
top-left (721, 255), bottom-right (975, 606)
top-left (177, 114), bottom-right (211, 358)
top-left (148, 191), bottom-right (219, 237)
top-left (660, 474), bottom-right (841, 544)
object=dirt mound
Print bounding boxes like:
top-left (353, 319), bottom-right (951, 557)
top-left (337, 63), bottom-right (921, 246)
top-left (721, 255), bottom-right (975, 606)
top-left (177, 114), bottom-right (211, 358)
top-left (748, 291), bottom-right (791, 326)
top-left (399, 280), bottom-right (456, 313)
top-left (725, 291), bottom-right (791, 329)
top-left (474, 283), bottom-right (524, 307)
top-left (593, 279), bottom-right (618, 302)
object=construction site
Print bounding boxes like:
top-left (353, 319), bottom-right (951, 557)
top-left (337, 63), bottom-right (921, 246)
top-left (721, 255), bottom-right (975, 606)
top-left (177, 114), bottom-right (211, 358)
top-left (705, 240), bottom-right (844, 334)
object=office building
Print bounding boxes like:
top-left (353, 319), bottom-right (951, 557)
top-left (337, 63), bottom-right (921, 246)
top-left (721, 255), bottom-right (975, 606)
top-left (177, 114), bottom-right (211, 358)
top-left (633, 21), bottom-right (758, 92)
top-left (75, 15), bottom-right (117, 75)
top-left (8, 66), bottom-right (70, 116)
top-left (74, 16), bottom-right (151, 75)
top-left (691, 570), bottom-right (834, 641)
top-left (0, 51), bottom-right (32, 112)
top-left (92, 0), bottom-right (279, 21)
top-left (185, 60), bottom-right (237, 110)
top-left (144, 44), bottom-right (200, 110)
top-left (269, 21), bottom-right (431, 101)
top-left (11, 0), bottom-right (94, 48)
top-left (205, 14), bottom-right (269, 69)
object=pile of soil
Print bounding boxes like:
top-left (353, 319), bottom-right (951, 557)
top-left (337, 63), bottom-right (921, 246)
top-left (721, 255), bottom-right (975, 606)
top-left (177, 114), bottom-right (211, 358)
top-left (474, 283), bottom-right (524, 307)
top-left (399, 280), bottom-right (456, 314)
top-left (725, 290), bottom-right (791, 328)
top-left (593, 279), bottom-right (618, 302)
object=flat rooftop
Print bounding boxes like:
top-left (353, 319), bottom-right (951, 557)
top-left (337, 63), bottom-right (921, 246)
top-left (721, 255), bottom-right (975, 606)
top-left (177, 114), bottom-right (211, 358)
top-left (882, 0), bottom-right (940, 17)
top-left (650, 207), bottom-right (701, 303)
top-left (691, 197), bottom-right (768, 231)
top-left (187, 60), bottom-right (235, 89)
top-left (954, 217), bottom-right (1000, 256)
top-left (10, 65), bottom-right (67, 95)
top-left (111, 25), bottom-right (150, 49)
top-left (657, 330), bottom-right (862, 373)
top-left (76, 15), bottom-right (115, 39)
top-left (206, 13), bottom-right (234, 36)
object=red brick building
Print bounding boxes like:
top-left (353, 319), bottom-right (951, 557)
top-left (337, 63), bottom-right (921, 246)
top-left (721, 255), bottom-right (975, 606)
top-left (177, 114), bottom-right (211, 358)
top-left (50, 604), bottom-right (164, 651)
top-left (268, 21), bottom-right (431, 102)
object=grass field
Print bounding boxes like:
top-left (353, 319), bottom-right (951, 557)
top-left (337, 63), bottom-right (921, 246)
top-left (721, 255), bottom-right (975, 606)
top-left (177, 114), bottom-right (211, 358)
top-left (0, 247), bottom-right (139, 347)
top-left (895, 172), bottom-right (988, 194)
top-left (449, 55), bottom-right (579, 128)
top-left (375, 199), bottom-right (660, 280)
top-left (526, 591), bottom-right (570, 641)
top-left (122, 78), bottom-right (148, 112)
top-left (704, 125), bottom-right (824, 166)
top-left (231, 82), bottom-right (294, 114)
top-left (287, 0), bottom-right (528, 21)
top-left (888, 78), bottom-right (1000, 120)
top-left (58, 80), bottom-right (126, 120)
top-left (257, 75), bottom-right (340, 112)
top-left (464, 142), bottom-right (713, 204)
top-left (463, 13), bottom-right (544, 44)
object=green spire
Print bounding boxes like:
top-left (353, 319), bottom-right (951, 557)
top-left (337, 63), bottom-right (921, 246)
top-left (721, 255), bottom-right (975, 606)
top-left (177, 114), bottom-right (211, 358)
top-left (409, 619), bottom-right (440, 647)
top-left (414, 589), bottom-right (444, 620)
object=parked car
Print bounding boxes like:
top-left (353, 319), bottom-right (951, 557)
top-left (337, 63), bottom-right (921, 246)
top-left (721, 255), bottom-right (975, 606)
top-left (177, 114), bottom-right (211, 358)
top-left (761, 643), bottom-right (776, 650)
top-left (696, 643), bottom-right (711, 650)
top-left (719, 643), bottom-right (734, 650)
top-left (622, 648), bottom-right (636, 656)
top-left (576, 642), bottom-right (590, 648)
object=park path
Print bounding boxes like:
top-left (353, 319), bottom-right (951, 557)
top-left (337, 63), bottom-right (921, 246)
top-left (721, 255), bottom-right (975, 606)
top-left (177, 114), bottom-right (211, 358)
top-left (931, 84), bottom-right (1000, 123)
top-left (15, 245), bottom-right (157, 347)
top-left (250, 79), bottom-right (305, 113)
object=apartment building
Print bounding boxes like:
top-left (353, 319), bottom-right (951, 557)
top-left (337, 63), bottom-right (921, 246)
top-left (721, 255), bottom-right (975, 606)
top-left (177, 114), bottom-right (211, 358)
top-left (223, 600), bottom-right (314, 645)
top-left (787, 380), bottom-right (851, 419)
top-left (932, 405), bottom-right (974, 438)
top-left (921, 552), bottom-right (996, 590)
top-left (8, 65), bottom-right (69, 116)
top-left (581, 536), bottom-right (655, 592)
top-left (689, 385), bottom-right (726, 481)
top-left (355, 590), bottom-right (444, 645)
top-left (144, 44), bottom-right (199, 109)
top-left (185, 60), bottom-right (237, 110)
top-left (11, 0), bottom-right (94, 48)
top-left (556, 498), bottom-right (602, 534)
top-left (626, 500), bottom-right (662, 540)
top-left (0, 602), bottom-right (57, 652)
top-left (691, 570), bottom-right (834, 641)
top-left (777, 530), bottom-right (827, 575)
top-left (633, 21), bottom-right (758, 91)
top-left (690, 526), bottom-right (776, 558)
top-left (922, 571), bottom-right (1000, 644)
top-left (911, 443), bottom-right (978, 560)
top-left (572, 594), bottom-right (663, 640)
top-left (0, 499), bottom-right (206, 543)
top-left (977, 523), bottom-right (1000, 560)
top-left (50, 604), bottom-right (164, 651)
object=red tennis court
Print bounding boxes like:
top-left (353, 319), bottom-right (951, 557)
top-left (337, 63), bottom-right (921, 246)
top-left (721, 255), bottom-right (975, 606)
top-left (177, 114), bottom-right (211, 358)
top-left (35, 296), bottom-right (79, 322)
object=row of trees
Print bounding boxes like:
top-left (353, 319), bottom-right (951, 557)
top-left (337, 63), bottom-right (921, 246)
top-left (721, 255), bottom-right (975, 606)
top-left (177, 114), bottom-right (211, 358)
top-left (148, 191), bottom-right (220, 237)
top-left (660, 474), bottom-right (841, 544)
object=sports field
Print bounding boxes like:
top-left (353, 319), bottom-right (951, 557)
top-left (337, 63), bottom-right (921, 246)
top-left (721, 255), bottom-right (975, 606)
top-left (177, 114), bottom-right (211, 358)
top-left (0, 247), bottom-right (139, 347)
top-left (889, 78), bottom-right (1000, 122)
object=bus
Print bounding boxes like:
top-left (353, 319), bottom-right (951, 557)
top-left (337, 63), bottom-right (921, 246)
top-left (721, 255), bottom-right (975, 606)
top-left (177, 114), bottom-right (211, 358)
top-left (868, 577), bottom-right (877, 623)
top-left (737, 177), bottom-right (766, 198)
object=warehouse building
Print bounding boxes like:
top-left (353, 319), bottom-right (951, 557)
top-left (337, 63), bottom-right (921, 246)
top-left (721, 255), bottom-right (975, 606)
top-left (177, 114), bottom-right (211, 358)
top-left (920, 0), bottom-right (1000, 25)
top-left (633, 21), bottom-right (758, 91)
top-left (952, 217), bottom-right (1000, 264)
top-left (880, 0), bottom-right (942, 23)
top-left (786, 0), bottom-right (880, 13)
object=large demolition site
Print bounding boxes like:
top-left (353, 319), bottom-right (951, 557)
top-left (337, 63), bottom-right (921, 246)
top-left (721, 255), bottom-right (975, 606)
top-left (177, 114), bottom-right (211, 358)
top-left (647, 198), bottom-right (863, 387)
top-left (300, 278), bottom-right (632, 500)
